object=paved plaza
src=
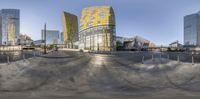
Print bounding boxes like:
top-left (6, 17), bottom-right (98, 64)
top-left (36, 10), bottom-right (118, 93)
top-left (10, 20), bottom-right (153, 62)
top-left (0, 51), bottom-right (200, 99)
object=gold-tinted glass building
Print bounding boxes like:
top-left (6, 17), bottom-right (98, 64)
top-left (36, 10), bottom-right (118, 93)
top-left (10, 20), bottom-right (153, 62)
top-left (79, 6), bottom-right (116, 51)
top-left (62, 12), bottom-right (78, 48)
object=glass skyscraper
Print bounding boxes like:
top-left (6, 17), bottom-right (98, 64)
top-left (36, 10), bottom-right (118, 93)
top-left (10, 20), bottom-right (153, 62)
top-left (0, 9), bottom-right (20, 45)
top-left (60, 32), bottom-right (64, 44)
top-left (79, 6), bottom-right (116, 51)
top-left (62, 12), bottom-right (78, 48)
top-left (184, 11), bottom-right (200, 46)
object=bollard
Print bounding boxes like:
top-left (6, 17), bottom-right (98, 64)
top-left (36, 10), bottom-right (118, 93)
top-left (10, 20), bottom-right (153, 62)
top-left (192, 56), bottom-right (194, 65)
top-left (160, 54), bottom-right (162, 59)
top-left (23, 54), bottom-right (25, 61)
top-left (152, 54), bottom-right (154, 61)
top-left (142, 56), bottom-right (144, 64)
top-left (167, 54), bottom-right (169, 60)
top-left (34, 52), bottom-right (36, 57)
top-left (7, 56), bottom-right (10, 64)
top-left (177, 55), bottom-right (180, 63)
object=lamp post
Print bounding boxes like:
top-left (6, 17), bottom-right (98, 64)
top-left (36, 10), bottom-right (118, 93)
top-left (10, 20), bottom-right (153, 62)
top-left (44, 23), bottom-right (47, 54)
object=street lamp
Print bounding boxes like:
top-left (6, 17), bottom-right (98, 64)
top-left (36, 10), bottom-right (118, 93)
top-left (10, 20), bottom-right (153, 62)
top-left (44, 23), bottom-right (47, 54)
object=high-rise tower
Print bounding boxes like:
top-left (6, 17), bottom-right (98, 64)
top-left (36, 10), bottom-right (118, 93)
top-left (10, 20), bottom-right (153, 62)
top-left (62, 12), bottom-right (78, 48)
top-left (0, 9), bottom-right (20, 45)
top-left (184, 11), bottom-right (200, 46)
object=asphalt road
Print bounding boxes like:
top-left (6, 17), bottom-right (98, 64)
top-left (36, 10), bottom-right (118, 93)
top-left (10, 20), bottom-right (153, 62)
top-left (0, 51), bottom-right (200, 99)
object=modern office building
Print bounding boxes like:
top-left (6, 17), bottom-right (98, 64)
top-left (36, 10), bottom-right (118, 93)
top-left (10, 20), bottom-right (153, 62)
top-left (32, 40), bottom-right (43, 46)
top-left (41, 30), bottom-right (59, 45)
top-left (60, 32), bottom-right (64, 44)
top-left (116, 36), bottom-right (155, 50)
top-left (169, 40), bottom-right (182, 48)
top-left (19, 34), bottom-right (33, 46)
top-left (184, 11), bottom-right (200, 46)
top-left (0, 9), bottom-right (20, 45)
top-left (62, 12), bottom-right (78, 48)
top-left (79, 6), bottom-right (116, 51)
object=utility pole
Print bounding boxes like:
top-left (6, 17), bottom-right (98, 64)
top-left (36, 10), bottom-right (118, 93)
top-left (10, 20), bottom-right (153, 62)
top-left (44, 23), bottom-right (47, 54)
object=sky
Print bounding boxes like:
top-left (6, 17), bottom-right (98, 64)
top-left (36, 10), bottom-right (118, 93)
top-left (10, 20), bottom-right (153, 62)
top-left (0, 0), bottom-right (200, 46)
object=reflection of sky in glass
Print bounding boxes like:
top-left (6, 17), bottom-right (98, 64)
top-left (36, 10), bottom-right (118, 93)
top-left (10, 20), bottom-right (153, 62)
top-left (0, 0), bottom-right (200, 45)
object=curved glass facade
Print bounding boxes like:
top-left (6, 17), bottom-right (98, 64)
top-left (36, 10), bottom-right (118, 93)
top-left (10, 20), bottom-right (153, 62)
top-left (62, 12), bottom-right (78, 48)
top-left (79, 6), bottom-right (116, 51)
top-left (0, 9), bottom-right (20, 45)
top-left (79, 25), bottom-right (115, 51)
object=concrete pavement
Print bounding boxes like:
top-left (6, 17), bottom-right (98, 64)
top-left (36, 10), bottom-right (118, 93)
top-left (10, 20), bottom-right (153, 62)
top-left (0, 51), bottom-right (200, 99)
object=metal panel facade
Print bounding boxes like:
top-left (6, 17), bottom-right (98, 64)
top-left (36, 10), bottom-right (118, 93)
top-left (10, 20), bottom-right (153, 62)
top-left (79, 6), bottom-right (116, 51)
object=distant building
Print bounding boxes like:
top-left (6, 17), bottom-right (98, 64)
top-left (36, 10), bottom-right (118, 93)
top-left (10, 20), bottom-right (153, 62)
top-left (60, 32), bottom-right (64, 44)
top-left (62, 12), bottom-right (78, 48)
top-left (19, 34), bottom-right (33, 46)
top-left (79, 6), bottom-right (116, 51)
top-left (184, 11), bottom-right (200, 46)
top-left (32, 40), bottom-right (43, 46)
top-left (0, 9), bottom-right (20, 45)
top-left (116, 36), bottom-right (155, 50)
top-left (169, 40), bottom-right (183, 48)
top-left (41, 30), bottom-right (59, 45)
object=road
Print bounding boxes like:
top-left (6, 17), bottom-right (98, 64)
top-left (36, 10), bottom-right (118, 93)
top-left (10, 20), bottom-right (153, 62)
top-left (0, 51), bottom-right (200, 99)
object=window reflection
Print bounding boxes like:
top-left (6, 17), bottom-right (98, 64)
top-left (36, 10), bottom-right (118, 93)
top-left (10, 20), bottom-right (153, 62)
top-left (79, 25), bottom-right (115, 51)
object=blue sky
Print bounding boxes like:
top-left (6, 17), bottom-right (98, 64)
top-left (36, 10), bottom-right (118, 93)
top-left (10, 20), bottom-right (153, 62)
top-left (0, 0), bottom-right (200, 45)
